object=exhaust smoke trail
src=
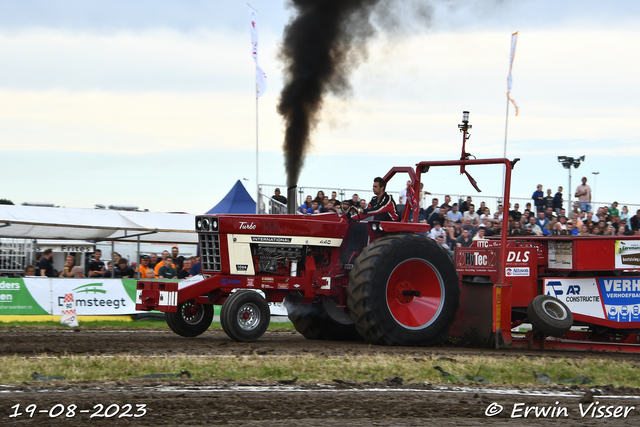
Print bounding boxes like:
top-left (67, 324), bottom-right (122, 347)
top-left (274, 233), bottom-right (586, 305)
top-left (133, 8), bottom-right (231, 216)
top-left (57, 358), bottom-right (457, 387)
top-left (278, 0), bottom-right (383, 188)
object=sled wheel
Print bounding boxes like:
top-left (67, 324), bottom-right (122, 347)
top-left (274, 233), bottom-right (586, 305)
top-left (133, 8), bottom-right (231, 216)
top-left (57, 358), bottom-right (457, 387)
top-left (165, 300), bottom-right (214, 337)
top-left (347, 233), bottom-right (460, 346)
top-left (284, 296), bottom-right (361, 341)
top-left (527, 295), bottom-right (573, 337)
top-left (220, 290), bottom-right (270, 342)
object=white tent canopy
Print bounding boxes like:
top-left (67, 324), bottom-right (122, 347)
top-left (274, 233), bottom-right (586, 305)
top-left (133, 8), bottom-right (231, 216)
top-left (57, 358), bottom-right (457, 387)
top-left (0, 205), bottom-right (197, 244)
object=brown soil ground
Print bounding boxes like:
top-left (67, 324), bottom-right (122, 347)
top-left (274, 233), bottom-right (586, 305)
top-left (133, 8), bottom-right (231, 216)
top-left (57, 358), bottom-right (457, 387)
top-left (1, 329), bottom-right (640, 426)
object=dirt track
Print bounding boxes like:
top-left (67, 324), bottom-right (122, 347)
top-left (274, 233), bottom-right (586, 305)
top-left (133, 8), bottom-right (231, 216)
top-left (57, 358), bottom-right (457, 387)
top-left (1, 329), bottom-right (640, 426)
top-left (4, 328), bottom-right (640, 360)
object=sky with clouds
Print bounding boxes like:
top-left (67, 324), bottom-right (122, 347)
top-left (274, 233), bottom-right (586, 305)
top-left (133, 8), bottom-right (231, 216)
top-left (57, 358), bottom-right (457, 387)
top-left (1, 0), bottom-right (639, 214)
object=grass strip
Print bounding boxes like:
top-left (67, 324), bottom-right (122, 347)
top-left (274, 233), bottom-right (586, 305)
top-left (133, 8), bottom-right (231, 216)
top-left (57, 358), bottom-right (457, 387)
top-left (0, 320), bottom-right (295, 332)
top-left (3, 354), bottom-right (640, 387)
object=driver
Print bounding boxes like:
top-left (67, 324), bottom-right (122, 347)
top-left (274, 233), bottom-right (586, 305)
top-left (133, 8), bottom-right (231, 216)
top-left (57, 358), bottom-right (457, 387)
top-left (342, 177), bottom-right (398, 264)
top-left (351, 177), bottom-right (399, 222)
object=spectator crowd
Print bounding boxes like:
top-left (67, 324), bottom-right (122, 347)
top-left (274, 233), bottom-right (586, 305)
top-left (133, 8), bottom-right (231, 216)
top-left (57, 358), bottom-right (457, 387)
top-left (24, 246), bottom-right (201, 280)
top-left (15, 178), bottom-right (640, 278)
top-left (282, 177), bottom-right (640, 260)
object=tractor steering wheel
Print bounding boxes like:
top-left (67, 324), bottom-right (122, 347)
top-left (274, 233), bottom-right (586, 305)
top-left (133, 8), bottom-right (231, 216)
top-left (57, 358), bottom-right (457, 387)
top-left (344, 205), bottom-right (361, 223)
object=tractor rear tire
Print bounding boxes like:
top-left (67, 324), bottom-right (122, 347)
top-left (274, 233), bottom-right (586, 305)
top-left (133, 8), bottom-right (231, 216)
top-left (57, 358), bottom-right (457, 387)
top-left (285, 297), bottom-right (361, 341)
top-left (347, 233), bottom-right (460, 346)
top-left (165, 300), bottom-right (214, 337)
top-left (527, 295), bottom-right (573, 337)
top-left (220, 290), bottom-right (270, 342)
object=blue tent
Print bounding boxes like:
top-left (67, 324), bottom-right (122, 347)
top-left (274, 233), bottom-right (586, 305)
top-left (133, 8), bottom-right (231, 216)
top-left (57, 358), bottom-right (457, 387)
top-left (206, 180), bottom-right (256, 214)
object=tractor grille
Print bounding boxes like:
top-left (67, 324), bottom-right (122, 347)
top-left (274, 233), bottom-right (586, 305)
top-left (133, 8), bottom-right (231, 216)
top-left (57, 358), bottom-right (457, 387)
top-left (199, 234), bottom-right (221, 272)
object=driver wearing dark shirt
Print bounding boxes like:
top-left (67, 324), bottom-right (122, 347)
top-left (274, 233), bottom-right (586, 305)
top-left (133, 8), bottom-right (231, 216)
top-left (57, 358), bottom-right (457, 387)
top-left (350, 177), bottom-right (399, 222)
top-left (342, 177), bottom-right (398, 264)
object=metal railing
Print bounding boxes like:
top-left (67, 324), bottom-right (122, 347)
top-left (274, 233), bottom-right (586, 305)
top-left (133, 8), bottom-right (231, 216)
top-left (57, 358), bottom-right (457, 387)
top-left (260, 195), bottom-right (288, 215)
top-left (0, 238), bottom-right (35, 274)
top-left (258, 184), bottom-right (640, 219)
top-left (258, 183), bottom-right (538, 216)
top-left (258, 184), bottom-right (377, 214)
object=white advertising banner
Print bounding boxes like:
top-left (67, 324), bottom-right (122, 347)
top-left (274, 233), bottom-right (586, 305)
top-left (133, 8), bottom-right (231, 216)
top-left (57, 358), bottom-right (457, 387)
top-left (48, 278), bottom-right (141, 315)
top-left (615, 240), bottom-right (640, 269)
top-left (544, 277), bottom-right (640, 323)
top-left (18, 278), bottom-right (51, 314)
top-left (3, 277), bottom-right (288, 316)
top-left (3, 278), bottom-right (160, 316)
top-left (548, 241), bottom-right (573, 269)
top-left (544, 278), bottom-right (603, 319)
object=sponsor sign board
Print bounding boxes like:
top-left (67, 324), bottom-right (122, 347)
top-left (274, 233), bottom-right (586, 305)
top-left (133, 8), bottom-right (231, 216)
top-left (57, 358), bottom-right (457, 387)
top-left (51, 279), bottom-right (152, 315)
top-left (36, 245), bottom-right (94, 253)
top-left (0, 278), bottom-right (49, 315)
top-left (599, 277), bottom-right (640, 322)
top-left (1, 276), bottom-right (290, 317)
top-left (456, 248), bottom-right (534, 275)
top-left (543, 277), bottom-right (640, 322)
top-left (615, 240), bottom-right (640, 269)
top-left (0, 278), bottom-right (178, 316)
top-left (505, 267), bottom-right (530, 277)
top-left (544, 278), bottom-right (603, 319)
top-left (455, 250), bottom-right (498, 273)
top-left (548, 241), bottom-right (572, 269)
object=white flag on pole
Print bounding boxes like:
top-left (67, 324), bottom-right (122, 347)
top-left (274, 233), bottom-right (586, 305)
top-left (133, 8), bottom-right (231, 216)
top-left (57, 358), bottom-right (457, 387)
top-left (507, 31), bottom-right (519, 115)
top-left (256, 66), bottom-right (267, 97)
top-left (249, 5), bottom-right (267, 97)
top-left (249, 6), bottom-right (259, 65)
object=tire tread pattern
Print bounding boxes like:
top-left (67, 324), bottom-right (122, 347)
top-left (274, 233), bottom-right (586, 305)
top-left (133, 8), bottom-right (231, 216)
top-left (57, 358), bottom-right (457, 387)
top-left (347, 233), bottom-right (460, 346)
top-left (220, 290), bottom-right (270, 342)
top-left (527, 295), bottom-right (573, 337)
top-left (286, 300), bottom-right (361, 341)
top-left (165, 301), bottom-right (214, 338)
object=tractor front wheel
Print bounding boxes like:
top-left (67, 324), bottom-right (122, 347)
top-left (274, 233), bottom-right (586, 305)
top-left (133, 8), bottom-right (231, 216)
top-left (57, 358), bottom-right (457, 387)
top-left (347, 233), bottom-right (460, 346)
top-left (220, 290), bottom-right (270, 342)
top-left (165, 300), bottom-right (214, 337)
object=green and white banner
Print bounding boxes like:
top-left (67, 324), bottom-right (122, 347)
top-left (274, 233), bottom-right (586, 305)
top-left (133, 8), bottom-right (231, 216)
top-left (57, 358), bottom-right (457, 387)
top-left (0, 278), bottom-right (178, 315)
top-left (0, 278), bottom-right (48, 315)
top-left (1, 277), bottom-right (287, 316)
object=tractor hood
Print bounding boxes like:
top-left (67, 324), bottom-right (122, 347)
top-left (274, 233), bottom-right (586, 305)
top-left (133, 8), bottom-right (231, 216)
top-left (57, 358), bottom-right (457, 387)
top-left (195, 213), bottom-right (350, 239)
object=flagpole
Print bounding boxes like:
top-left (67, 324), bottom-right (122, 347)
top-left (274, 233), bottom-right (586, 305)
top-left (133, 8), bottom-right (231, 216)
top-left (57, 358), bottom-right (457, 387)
top-left (502, 91), bottom-right (510, 200)
top-left (504, 96), bottom-right (510, 154)
top-left (502, 32), bottom-right (518, 205)
top-left (249, 3), bottom-right (260, 214)
top-left (256, 82), bottom-right (259, 214)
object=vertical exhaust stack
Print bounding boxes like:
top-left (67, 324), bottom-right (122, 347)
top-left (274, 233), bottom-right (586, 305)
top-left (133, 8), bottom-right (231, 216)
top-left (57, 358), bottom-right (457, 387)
top-left (287, 186), bottom-right (297, 214)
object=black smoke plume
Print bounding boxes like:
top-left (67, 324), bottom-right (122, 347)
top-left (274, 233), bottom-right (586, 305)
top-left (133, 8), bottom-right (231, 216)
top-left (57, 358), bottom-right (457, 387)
top-left (278, 0), bottom-right (383, 188)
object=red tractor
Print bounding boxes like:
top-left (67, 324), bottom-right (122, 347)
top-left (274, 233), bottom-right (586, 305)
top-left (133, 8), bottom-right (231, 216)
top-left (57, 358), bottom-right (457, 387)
top-left (137, 113), bottom-right (640, 351)
top-left (136, 111), bottom-right (478, 347)
top-left (136, 188), bottom-right (461, 346)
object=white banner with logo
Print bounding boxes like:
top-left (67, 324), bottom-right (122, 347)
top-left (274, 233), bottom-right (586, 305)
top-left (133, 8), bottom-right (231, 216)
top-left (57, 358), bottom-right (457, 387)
top-left (1, 278), bottom-right (156, 315)
top-left (616, 240), bottom-right (640, 269)
top-left (49, 278), bottom-right (139, 315)
top-left (2, 277), bottom-right (287, 316)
